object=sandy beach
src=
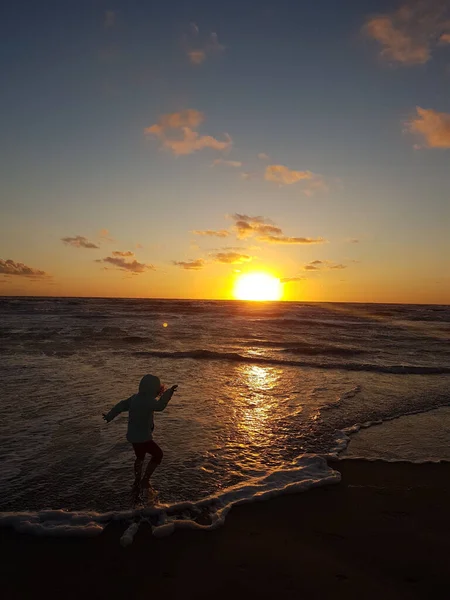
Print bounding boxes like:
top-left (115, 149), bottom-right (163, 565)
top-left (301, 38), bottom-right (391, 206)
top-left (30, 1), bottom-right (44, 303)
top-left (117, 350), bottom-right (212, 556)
top-left (2, 459), bottom-right (449, 599)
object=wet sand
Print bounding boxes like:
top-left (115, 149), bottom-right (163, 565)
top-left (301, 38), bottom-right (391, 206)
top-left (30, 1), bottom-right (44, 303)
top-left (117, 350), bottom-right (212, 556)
top-left (2, 459), bottom-right (450, 599)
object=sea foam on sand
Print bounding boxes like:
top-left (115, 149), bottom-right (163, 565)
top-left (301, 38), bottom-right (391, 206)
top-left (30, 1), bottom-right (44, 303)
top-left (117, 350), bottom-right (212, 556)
top-left (0, 455), bottom-right (339, 544)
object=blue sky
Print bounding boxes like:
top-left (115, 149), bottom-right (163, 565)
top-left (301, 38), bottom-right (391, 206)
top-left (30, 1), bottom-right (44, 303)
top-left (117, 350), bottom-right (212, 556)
top-left (1, 0), bottom-right (449, 301)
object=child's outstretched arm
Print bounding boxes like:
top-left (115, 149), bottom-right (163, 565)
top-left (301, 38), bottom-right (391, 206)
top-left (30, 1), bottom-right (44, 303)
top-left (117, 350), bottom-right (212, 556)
top-left (103, 397), bottom-right (132, 423)
top-left (153, 385), bottom-right (178, 412)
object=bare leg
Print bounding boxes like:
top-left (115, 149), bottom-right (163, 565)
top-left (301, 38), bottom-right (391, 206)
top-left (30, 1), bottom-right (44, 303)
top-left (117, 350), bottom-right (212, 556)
top-left (141, 459), bottom-right (159, 487)
top-left (134, 457), bottom-right (144, 484)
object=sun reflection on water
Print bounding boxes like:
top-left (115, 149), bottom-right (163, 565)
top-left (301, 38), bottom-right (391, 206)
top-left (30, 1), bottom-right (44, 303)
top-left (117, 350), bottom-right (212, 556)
top-left (236, 364), bottom-right (282, 441)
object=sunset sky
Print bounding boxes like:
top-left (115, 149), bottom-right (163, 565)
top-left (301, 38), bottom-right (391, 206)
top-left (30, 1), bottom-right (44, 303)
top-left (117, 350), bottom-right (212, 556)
top-left (1, 0), bottom-right (449, 303)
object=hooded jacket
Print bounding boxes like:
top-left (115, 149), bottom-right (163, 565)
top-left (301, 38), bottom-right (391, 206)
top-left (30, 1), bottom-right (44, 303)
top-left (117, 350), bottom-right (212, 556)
top-left (104, 374), bottom-right (174, 443)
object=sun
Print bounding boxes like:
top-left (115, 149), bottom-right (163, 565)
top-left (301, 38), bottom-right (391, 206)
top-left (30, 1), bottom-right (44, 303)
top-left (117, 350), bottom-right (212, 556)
top-left (234, 273), bottom-right (282, 301)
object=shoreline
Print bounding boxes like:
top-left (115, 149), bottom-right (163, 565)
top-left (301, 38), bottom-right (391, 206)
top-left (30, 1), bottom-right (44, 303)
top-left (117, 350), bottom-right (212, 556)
top-left (2, 459), bottom-right (450, 599)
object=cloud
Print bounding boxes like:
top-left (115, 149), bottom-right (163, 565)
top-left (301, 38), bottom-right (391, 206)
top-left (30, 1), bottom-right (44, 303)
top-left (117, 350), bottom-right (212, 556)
top-left (265, 165), bottom-right (313, 185)
top-left (408, 106), bottom-right (450, 148)
top-left (347, 238), bottom-right (360, 243)
top-left (188, 50), bottom-right (206, 64)
top-left (264, 164), bottom-right (327, 194)
top-left (257, 153), bottom-right (270, 161)
top-left (281, 276), bottom-right (306, 283)
top-left (212, 159), bottom-right (242, 167)
top-left (99, 229), bottom-right (115, 243)
top-left (172, 259), bottom-right (205, 270)
top-left (136, 243), bottom-right (143, 249)
top-left (441, 33), bottom-right (450, 44)
top-left (145, 110), bottom-right (232, 156)
top-left (112, 250), bottom-right (135, 257)
top-left (98, 256), bottom-right (155, 273)
top-left (231, 214), bottom-right (327, 244)
top-left (184, 26), bottom-right (225, 65)
top-left (303, 260), bottom-right (348, 271)
top-left (0, 259), bottom-right (50, 278)
top-left (61, 236), bottom-right (100, 249)
top-left (211, 252), bottom-right (253, 264)
top-left (104, 10), bottom-right (116, 29)
top-left (192, 229), bottom-right (230, 238)
top-left (364, 2), bottom-right (450, 66)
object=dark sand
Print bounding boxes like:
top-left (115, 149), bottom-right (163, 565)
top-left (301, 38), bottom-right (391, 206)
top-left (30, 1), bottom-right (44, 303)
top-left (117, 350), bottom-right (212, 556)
top-left (2, 460), bottom-right (450, 599)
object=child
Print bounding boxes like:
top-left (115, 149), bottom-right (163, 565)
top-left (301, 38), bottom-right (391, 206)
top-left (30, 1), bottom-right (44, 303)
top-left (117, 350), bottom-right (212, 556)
top-left (103, 374), bottom-right (178, 489)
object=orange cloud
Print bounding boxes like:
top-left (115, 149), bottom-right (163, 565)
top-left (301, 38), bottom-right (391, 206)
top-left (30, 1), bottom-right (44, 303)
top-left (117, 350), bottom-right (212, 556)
top-left (303, 260), bottom-right (347, 271)
top-left (257, 153), bottom-right (270, 161)
top-left (441, 33), bottom-right (450, 44)
top-left (98, 229), bottom-right (115, 243)
top-left (112, 250), bottom-right (135, 257)
top-left (192, 229), bottom-right (230, 238)
top-left (231, 214), bottom-right (327, 245)
top-left (145, 110), bottom-right (231, 156)
top-left (61, 236), bottom-right (99, 249)
top-left (172, 259), bottom-right (205, 270)
top-left (188, 50), bottom-right (206, 64)
top-left (211, 252), bottom-right (252, 264)
top-left (0, 259), bottom-right (50, 278)
top-left (265, 165), bottom-right (313, 185)
top-left (212, 159), bottom-right (242, 167)
top-left (98, 256), bottom-right (155, 273)
top-left (364, 2), bottom-right (450, 65)
top-left (185, 27), bottom-right (225, 65)
top-left (408, 106), bottom-right (450, 148)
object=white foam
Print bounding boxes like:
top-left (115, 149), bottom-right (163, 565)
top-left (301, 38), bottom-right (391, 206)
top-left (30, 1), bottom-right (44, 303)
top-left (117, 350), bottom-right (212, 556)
top-left (0, 454), bottom-right (339, 542)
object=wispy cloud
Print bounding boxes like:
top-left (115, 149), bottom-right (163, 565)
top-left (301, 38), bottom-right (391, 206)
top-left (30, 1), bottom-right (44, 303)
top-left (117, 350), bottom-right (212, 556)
top-left (212, 159), bottom-right (242, 167)
top-left (347, 238), bottom-right (360, 244)
top-left (265, 165), bottom-right (313, 185)
top-left (172, 259), bottom-right (205, 270)
top-left (257, 153), bottom-right (270, 161)
top-left (364, 1), bottom-right (450, 66)
top-left (61, 236), bottom-right (100, 249)
top-left (99, 229), bottom-right (115, 243)
top-left (145, 109), bottom-right (231, 156)
top-left (112, 250), bottom-right (135, 257)
top-left (104, 10), bottom-right (117, 29)
top-left (303, 260), bottom-right (347, 271)
top-left (184, 25), bottom-right (225, 65)
top-left (210, 252), bottom-right (253, 264)
top-left (192, 229), bottom-right (230, 238)
top-left (232, 214), bottom-right (327, 245)
top-left (408, 106), bottom-right (450, 148)
top-left (264, 164), bottom-right (327, 194)
top-left (0, 259), bottom-right (50, 278)
top-left (97, 255), bottom-right (155, 273)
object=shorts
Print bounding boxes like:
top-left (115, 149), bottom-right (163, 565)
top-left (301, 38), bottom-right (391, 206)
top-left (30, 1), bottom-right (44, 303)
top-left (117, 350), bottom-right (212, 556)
top-left (132, 439), bottom-right (163, 463)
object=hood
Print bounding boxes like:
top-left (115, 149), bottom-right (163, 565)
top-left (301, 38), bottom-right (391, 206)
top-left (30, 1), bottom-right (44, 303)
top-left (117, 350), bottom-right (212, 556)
top-left (138, 374), bottom-right (161, 397)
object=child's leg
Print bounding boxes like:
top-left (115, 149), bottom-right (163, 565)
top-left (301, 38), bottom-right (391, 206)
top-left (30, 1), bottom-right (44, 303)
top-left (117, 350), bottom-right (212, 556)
top-left (142, 441), bottom-right (164, 484)
top-left (132, 443), bottom-right (146, 484)
top-left (134, 457), bottom-right (144, 483)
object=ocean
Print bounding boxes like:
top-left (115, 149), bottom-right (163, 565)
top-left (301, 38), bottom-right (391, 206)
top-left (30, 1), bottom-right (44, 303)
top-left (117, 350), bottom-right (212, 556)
top-left (0, 297), bottom-right (449, 539)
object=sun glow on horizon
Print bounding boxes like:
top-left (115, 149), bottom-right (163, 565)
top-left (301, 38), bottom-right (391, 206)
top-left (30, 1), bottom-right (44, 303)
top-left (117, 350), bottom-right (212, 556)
top-left (233, 272), bottom-right (283, 301)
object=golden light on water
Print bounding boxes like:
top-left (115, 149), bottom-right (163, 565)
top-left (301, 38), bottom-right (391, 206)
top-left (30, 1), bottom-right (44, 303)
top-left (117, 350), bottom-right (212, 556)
top-left (233, 272), bottom-right (282, 301)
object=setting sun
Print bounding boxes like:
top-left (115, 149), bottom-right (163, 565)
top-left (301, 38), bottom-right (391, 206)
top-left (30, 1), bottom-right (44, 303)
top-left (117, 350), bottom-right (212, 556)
top-left (234, 273), bottom-right (282, 301)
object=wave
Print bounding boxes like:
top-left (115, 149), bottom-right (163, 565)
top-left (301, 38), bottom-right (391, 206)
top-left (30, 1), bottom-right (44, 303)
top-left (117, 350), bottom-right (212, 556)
top-left (132, 349), bottom-right (450, 375)
top-left (0, 455), bottom-right (339, 541)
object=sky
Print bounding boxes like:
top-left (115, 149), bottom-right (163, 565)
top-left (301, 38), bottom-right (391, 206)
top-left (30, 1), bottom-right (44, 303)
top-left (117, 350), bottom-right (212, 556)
top-left (1, 0), bottom-right (449, 303)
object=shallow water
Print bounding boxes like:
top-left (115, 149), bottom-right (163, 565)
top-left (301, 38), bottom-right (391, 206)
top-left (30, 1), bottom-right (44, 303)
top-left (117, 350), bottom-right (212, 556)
top-left (1, 298), bottom-right (449, 520)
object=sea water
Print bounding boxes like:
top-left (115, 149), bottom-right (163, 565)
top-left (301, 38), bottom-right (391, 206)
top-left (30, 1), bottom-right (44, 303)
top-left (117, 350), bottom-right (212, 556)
top-left (0, 298), bottom-right (448, 537)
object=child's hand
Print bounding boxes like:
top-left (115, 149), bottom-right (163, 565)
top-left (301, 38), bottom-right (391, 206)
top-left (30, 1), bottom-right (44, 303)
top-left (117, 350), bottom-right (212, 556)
top-left (170, 385), bottom-right (178, 393)
top-left (102, 413), bottom-right (110, 422)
